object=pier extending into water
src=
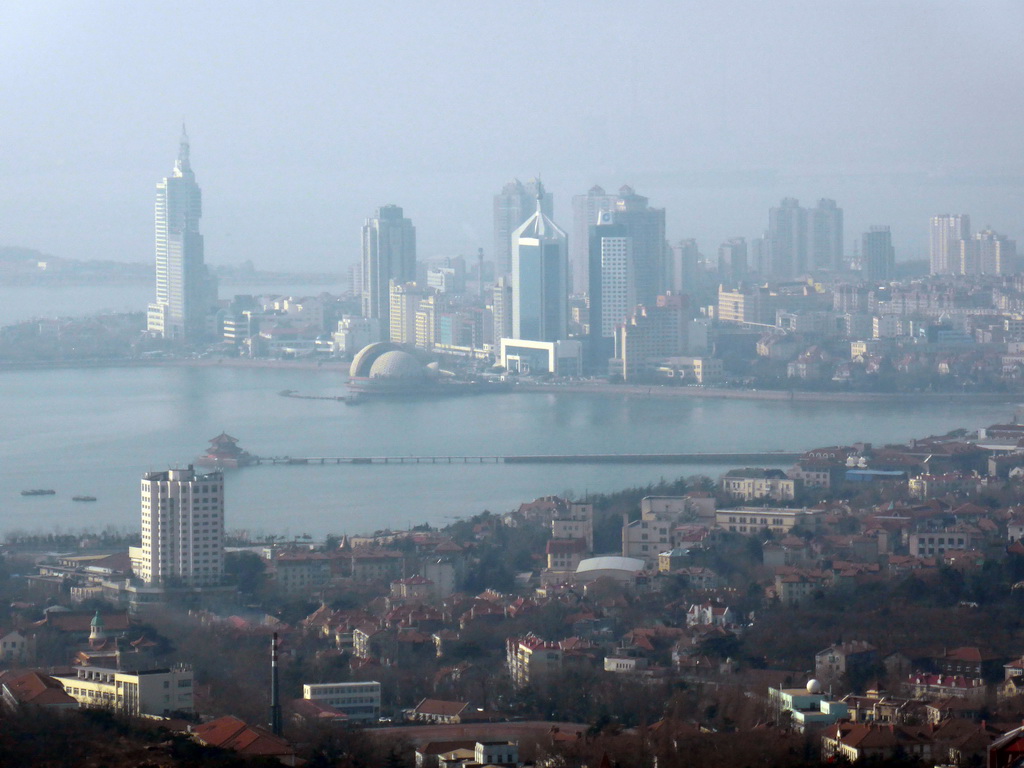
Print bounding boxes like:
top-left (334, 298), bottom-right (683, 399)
top-left (248, 451), bottom-right (800, 466)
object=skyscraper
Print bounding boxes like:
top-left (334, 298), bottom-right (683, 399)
top-left (361, 205), bottom-right (416, 340)
top-left (766, 198), bottom-right (843, 277)
top-left (767, 198), bottom-right (807, 278)
top-left (494, 179), bottom-right (553, 277)
top-left (717, 238), bottom-right (748, 286)
top-left (147, 127), bottom-right (217, 341)
top-left (612, 186), bottom-right (667, 308)
top-left (132, 466), bottom-right (224, 587)
top-left (929, 214), bottom-right (970, 275)
top-left (570, 185), bottom-right (617, 293)
top-left (511, 197), bottom-right (568, 342)
top-left (587, 210), bottom-right (633, 365)
top-left (861, 226), bottom-right (895, 282)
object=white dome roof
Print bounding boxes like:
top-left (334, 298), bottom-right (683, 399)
top-left (806, 679), bottom-right (823, 694)
top-left (369, 350), bottom-right (426, 379)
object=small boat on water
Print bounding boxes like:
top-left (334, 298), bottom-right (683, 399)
top-left (21, 489), bottom-right (56, 496)
top-left (72, 495), bottom-right (97, 502)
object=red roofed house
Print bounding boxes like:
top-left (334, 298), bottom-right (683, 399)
top-left (191, 715), bottom-right (298, 765)
top-left (0, 670), bottom-right (78, 710)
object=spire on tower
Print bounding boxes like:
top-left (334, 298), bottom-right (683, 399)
top-left (175, 123), bottom-right (192, 175)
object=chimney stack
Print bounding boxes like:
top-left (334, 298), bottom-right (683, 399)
top-left (270, 632), bottom-right (282, 736)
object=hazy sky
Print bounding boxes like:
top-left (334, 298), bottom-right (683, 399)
top-left (2, 1), bottom-right (1023, 271)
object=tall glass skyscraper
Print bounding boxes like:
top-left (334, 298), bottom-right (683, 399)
top-left (147, 127), bottom-right (216, 341)
top-left (511, 197), bottom-right (568, 342)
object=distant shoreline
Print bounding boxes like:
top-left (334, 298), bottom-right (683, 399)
top-left (0, 356), bottom-right (1022, 406)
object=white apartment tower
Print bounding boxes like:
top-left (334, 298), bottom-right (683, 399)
top-left (147, 126), bottom-right (217, 341)
top-left (134, 467), bottom-right (225, 587)
top-left (929, 214), bottom-right (970, 275)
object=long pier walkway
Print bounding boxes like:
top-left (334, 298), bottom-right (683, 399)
top-left (249, 451), bottom-right (800, 466)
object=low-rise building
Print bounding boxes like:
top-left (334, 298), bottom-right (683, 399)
top-left (815, 641), bottom-right (878, 684)
top-left (720, 468), bottom-right (798, 502)
top-left (53, 665), bottom-right (194, 716)
top-left (716, 507), bottom-right (824, 536)
top-left (302, 681), bottom-right (380, 721)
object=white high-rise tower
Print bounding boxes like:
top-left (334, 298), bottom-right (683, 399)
top-left (132, 466), bottom-right (225, 587)
top-left (147, 126), bottom-right (216, 341)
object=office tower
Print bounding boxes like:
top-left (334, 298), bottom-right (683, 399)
top-left (975, 230), bottom-right (1017, 276)
top-left (492, 277), bottom-right (513, 344)
top-left (767, 198), bottom-right (807, 278)
top-left (147, 127), bottom-right (216, 341)
top-left (587, 211), bottom-right (634, 354)
top-left (361, 205), bottom-right (416, 339)
top-left (570, 185), bottom-right (617, 293)
top-left (494, 179), bottom-right (553, 276)
top-left (613, 186), bottom-right (667, 307)
top-left (929, 214), bottom-right (970, 275)
top-left (671, 239), bottom-right (700, 293)
top-left (861, 226), bottom-right (895, 282)
top-left (717, 238), bottom-right (748, 286)
top-left (511, 197), bottom-right (568, 342)
top-left (133, 466), bottom-right (224, 587)
top-left (807, 199), bottom-right (844, 271)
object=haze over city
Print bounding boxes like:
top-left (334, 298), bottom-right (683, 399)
top-left (3, 1), bottom-right (1023, 270)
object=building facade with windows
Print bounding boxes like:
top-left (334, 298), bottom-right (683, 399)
top-left (130, 467), bottom-right (224, 587)
top-left (53, 665), bottom-right (194, 716)
top-left (302, 681), bottom-right (381, 721)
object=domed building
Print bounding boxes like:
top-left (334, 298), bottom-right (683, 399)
top-left (348, 342), bottom-right (438, 395)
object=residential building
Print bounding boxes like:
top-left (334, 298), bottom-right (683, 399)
top-left (130, 467), bottom-right (224, 587)
top-left (807, 199), bottom-right (844, 272)
top-left (546, 538), bottom-right (587, 572)
top-left (930, 214), bottom-right (970, 276)
top-left (147, 126), bottom-right (217, 341)
top-left (53, 665), bottom-right (194, 716)
top-left (511, 190), bottom-right (568, 343)
top-left (622, 516), bottom-right (671, 561)
top-left (815, 641), bottom-right (878, 684)
top-left (361, 205), bottom-right (416, 339)
top-left (720, 468), bottom-right (798, 502)
top-left (862, 226), bottom-right (895, 283)
top-left (612, 294), bottom-right (689, 380)
top-left (715, 507), bottom-right (824, 535)
top-left (975, 229), bottom-right (1017, 276)
top-left (494, 178), bottom-right (552, 277)
top-left (302, 681), bottom-right (381, 721)
top-left (389, 282), bottom-right (435, 347)
top-left (0, 629), bottom-right (28, 663)
top-left (551, 502), bottom-right (594, 551)
top-left (506, 635), bottom-right (562, 687)
top-left (822, 722), bottom-right (934, 763)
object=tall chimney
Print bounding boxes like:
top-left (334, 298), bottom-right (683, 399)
top-left (270, 632), bottom-right (282, 736)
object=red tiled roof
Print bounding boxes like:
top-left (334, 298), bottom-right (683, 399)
top-left (192, 715), bottom-right (294, 757)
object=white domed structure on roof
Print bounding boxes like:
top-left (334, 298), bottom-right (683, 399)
top-left (806, 679), bottom-right (823, 694)
top-left (369, 350), bottom-right (427, 379)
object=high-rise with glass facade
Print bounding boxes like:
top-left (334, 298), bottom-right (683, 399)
top-left (147, 127), bottom-right (216, 341)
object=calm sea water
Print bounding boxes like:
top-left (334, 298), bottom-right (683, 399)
top-left (0, 364), bottom-right (1015, 538)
